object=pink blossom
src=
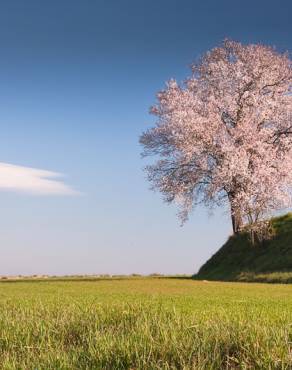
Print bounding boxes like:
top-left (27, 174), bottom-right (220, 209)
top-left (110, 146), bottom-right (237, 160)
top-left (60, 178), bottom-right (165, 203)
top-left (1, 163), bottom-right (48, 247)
top-left (140, 40), bottom-right (292, 234)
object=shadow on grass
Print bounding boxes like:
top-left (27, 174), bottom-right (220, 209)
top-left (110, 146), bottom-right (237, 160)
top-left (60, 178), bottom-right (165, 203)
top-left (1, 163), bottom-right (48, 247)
top-left (157, 275), bottom-right (193, 280)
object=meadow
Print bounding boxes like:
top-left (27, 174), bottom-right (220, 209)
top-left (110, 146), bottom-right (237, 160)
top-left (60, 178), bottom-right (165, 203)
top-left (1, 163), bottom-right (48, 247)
top-left (0, 277), bottom-right (291, 369)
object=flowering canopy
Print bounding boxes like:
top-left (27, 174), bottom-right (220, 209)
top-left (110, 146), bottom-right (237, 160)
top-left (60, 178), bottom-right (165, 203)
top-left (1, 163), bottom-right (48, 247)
top-left (140, 40), bottom-right (292, 234)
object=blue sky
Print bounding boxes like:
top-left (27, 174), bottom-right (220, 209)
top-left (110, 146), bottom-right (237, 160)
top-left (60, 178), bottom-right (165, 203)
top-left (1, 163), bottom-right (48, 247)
top-left (0, 0), bottom-right (291, 275)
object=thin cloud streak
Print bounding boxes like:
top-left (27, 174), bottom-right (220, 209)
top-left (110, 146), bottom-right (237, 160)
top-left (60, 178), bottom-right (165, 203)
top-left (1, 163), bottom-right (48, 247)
top-left (0, 162), bottom-right (79, 195)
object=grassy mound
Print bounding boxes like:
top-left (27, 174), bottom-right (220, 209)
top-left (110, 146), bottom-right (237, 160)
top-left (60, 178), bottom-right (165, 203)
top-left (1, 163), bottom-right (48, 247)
top-left (195, 213), bottom-right (292, 283)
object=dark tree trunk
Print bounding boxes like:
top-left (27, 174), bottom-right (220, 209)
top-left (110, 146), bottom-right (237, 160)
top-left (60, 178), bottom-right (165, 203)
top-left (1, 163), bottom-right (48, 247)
top-left (228, 194), bottom-right (243, 234)
top-left (231, 208), bottom-right (243, 234)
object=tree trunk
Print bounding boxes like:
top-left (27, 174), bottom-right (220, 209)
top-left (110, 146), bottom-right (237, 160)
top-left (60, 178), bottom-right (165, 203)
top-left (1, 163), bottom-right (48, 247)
top-left (231, 210), bottom-right (243, 234)
top-left (229, 196), bottom-right (243, 234)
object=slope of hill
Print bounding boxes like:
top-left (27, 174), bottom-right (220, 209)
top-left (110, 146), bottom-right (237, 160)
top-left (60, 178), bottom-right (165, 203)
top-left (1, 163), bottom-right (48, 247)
top-left (195, 213), bottom-right (292, 283)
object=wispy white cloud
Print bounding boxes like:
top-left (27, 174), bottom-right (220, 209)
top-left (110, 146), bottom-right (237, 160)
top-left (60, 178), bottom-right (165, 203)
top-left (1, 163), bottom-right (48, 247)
top-left (0, 162), bottom-right (78, 195)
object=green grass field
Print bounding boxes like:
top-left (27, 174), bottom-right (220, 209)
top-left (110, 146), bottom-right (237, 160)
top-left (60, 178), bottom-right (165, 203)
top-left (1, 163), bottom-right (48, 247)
top-left (0, 277), bottom-right (291, 369)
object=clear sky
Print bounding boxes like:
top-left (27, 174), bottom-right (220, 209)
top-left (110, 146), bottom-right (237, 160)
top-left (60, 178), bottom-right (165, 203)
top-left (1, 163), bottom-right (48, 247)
top-left (0, 0), bottom-right (291, 275)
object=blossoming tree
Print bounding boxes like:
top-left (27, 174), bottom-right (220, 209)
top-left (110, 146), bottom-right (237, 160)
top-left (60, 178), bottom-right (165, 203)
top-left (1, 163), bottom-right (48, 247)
top-left (140, 40), bottom-right (292, 238)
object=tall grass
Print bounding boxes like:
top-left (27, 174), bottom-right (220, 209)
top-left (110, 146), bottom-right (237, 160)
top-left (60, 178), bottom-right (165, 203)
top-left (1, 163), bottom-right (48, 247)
top-left (0, 278), bottom-right (290, 369)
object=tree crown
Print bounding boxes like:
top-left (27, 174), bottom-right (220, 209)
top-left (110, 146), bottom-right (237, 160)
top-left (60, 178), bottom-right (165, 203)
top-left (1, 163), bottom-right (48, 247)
top-left (140, 40), bottom-right (292, 227)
